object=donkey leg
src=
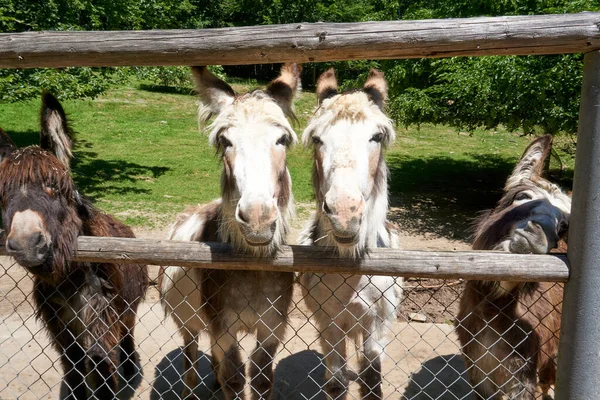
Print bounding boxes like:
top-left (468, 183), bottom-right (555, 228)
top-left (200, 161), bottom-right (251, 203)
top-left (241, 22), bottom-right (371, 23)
top-left (181, 330), bottom-right (200, 400)
top-left (87, 346), bottom-right (120, 399)
top-left (320, 324), bottom-right (350, 400)
top-left (119, 327), bottom-right (139, 383)
top-left (358, 333), bottom-right (384, 400)
top-left (249, 321), bottom-right (283, 400)
top-left (209, 335), bottom-right (223, 391)
top-left (60, 342), bottom-right (89, 400)
top-left (212, 327), bottom-right (246, 400)
top-left (506, 359), bottom-right (537, 400)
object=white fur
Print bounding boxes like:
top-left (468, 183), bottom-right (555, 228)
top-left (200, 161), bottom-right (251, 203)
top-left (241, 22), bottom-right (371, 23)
top-left (299, 90), bottom-right (402, 397)
top-left (160, 66), bottom-right (299, 400)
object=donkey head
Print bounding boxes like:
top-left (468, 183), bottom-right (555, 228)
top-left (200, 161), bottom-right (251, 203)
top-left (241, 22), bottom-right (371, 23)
top-left (192, 64), bottom-right (300, 253)
top-left (473, 135), bottom-right (570, 253)
top-left (0, 93), bottom-right (80, 276)
top-left (304, 69), bottom-right (395, 250)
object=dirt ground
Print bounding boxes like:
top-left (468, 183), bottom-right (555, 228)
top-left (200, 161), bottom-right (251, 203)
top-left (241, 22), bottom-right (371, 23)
top-left (0, 216), bottom-right (475, 400)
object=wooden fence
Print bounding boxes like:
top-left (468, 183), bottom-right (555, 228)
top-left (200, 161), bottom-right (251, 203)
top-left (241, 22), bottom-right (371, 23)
top-left (1, 12), bottom-right (600, 398)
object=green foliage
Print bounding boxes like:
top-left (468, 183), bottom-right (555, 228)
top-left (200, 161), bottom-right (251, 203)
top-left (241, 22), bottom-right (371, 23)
top-left (388, 55), bottom-right (583, 134)
top-left (0, 68), bottom-right (116, 102)
top-left (1, 0), bottom-right (599, 136)
top-left (383, 0), bottom-right (600, 135)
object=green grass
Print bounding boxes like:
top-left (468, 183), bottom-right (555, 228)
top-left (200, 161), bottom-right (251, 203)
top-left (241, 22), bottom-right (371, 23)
top-left (0, 79), bottom-right (575, 236)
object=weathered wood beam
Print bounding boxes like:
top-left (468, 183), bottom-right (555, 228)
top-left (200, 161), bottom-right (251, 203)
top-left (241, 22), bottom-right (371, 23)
top-left (0, 236), bottom-right (568, 281)
top-left (1, 13), bottom-right (599, 68)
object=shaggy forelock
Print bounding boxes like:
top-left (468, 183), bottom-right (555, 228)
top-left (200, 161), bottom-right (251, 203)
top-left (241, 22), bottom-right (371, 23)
top-left (205, 90), bottom-right (297, 149)
top-left (0, 146), bottom-right (75, 201)
top-left (303, 91), bottom-right (395, 147)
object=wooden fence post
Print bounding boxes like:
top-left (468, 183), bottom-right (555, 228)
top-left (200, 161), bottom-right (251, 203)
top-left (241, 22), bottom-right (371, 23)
top-left (555, 49), bottom-right (600, 399)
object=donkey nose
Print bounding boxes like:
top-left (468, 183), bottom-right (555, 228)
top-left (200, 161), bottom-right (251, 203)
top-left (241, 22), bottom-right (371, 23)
top-left (6, 237), bottom-right (20, 252)
top-left (323, 191), bottom-right (365, 235)
top-left (236, 198), bottom-right (278, 229)
top-left (7, 232), bottom-right (43, 253)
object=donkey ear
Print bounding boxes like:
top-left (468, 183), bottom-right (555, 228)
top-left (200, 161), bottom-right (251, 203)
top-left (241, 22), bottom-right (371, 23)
top-left (316, 68), bottom-right (338, 106)
top-left (266, 63), bottom-right (302, 120)
top-left (191, 66), bottom-right (236, 123)
top-left (506, 134), bottom-right (553, 188)
top-left (0, 128), bottom-right (16, 163)
top-left (40, 92), bottom-right (73, 169)
top-left (363, 68), bottom-right (388, 111)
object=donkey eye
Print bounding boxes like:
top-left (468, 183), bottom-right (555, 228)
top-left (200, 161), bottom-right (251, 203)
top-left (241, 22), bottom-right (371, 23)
top-left (312, 136), bottom-right (323, 145)
top-left (220, 136), bottom-right (233, 149)
top-left (514, 192), bottom-right (532, 201)
top-left (370, 132), bottom-right (384, 143)
top-left (276, 135), bottom-right (288, 146)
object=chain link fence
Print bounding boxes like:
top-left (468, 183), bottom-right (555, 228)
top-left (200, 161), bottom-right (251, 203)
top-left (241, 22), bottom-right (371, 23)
top-left (0, 256), bottom-right (562, 399)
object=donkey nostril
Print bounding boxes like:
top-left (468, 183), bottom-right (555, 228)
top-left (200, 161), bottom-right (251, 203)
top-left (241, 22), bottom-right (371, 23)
top-left (237, 209), bottom-right (250, 224)
top-left (31, 232), bottom-right (43, 247)
top-left (323, 201), bottom-right (333, 215)
top-left (6, 238), bottom-right (19, 252)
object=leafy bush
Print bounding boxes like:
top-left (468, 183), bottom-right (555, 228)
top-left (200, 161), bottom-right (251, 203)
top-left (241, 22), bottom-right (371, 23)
top-left (132, 65), bottom-right (226, 90)
top-left (0, 68), bottom-right (115, 102)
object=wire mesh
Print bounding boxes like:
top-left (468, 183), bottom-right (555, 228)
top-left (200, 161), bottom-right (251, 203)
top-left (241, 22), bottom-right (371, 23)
top-left (0, 256), bottom-right (562, 399)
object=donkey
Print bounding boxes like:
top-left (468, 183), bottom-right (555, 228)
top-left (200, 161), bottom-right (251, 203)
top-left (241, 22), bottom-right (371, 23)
top-left (456, 135), bottom-right (570, 399)
top-left (0, 93), bottom-right (148, 399)
top-left (158, 64), bottom-right (301, 400)
top-left (298, 69), bottom-right (402, 400)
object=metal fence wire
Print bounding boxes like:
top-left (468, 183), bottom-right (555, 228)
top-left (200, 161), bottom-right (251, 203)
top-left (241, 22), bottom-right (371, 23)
top-left (0, 257), bottom-right (562, 400)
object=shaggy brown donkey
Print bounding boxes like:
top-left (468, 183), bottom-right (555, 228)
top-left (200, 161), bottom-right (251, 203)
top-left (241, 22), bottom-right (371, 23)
top-left (456, 135), bottom-right (570, 399)
top-left (0, 93), bottom-right (148, 399)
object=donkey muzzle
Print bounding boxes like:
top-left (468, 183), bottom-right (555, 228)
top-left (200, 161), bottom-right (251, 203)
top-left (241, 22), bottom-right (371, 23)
top-left (6, 210), bottom-right (51, 268)
top-left (509, 219), bottom-right (558, 254)
top-left (6, 232), bottom-right (50, 268)
top-left (323, 192), bottom-right (365, 245)
top-left (236, 197), bottom-right (279, 246)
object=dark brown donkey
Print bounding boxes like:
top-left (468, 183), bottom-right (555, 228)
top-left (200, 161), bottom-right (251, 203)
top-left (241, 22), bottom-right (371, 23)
top-left (0, 93), bottom-right (148, 399)
top-left (456, 135), bottom-right (570, 399)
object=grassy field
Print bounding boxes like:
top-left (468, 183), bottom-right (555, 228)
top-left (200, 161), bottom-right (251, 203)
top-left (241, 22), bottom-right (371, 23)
top-left (0, 77), bottom-right (575, 238)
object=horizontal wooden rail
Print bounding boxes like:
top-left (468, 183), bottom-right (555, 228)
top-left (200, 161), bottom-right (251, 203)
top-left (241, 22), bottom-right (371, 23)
top-left (1, 13), bottom-right (599, 68)
top-left (0, 236), bottom-right (569, 281)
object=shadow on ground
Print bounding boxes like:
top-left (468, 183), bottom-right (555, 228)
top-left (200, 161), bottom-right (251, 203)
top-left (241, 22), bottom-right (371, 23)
top-left (58, 353), bottom-right (144, 400)
top-left (401, 354), bottom-right (471, 399)
top-left (4, 130), bottom-right (39, 148)
top-left (71, 139), bottom-right (170, 201)
top-left (152, 348), bottom-right (326, 400)
top-left (0, 131), bottom-right (170, 201)
top-left (137, 84), bottom-right (194, 96)
top-left (388, 154), bottom-right (516, 242)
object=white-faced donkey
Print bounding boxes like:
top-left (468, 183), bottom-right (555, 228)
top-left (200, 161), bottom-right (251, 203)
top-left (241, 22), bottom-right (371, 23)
top-left (158, 64), bottom-right (301, 400)
top-left (456, 135), bottom-right (570, 399)
top-left (298, 68), bottom-right (402, 400)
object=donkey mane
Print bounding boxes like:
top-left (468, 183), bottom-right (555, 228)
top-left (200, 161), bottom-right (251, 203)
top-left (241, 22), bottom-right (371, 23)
top-left (0, 146), bottom-right (75, 201)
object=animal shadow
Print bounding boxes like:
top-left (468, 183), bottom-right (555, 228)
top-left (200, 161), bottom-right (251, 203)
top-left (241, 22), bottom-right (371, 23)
top-left (58, 353), bottom-right (143, 400)
top-left (151, 348), bottom-right (222, 400)
top-left (151, 348), bottom-right (326, 400)
top-left (401, 354), bottom-right (471, 399)
top-left (272, 350), bottom-right (326, 400)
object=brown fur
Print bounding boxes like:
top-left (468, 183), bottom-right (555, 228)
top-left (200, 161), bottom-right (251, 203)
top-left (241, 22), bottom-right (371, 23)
top-left (0, 95), bottom-right (148, 399)
top-left (266, 63), bottom-right (302, 120)
top-left (316, 68), bottom-right (339, 105)
top-left (456, 137), bottom-right (567, 399)
top-left (363, 69), bottom-right (388, 111)
top-left (0, 128), bottom-right (16, 162)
